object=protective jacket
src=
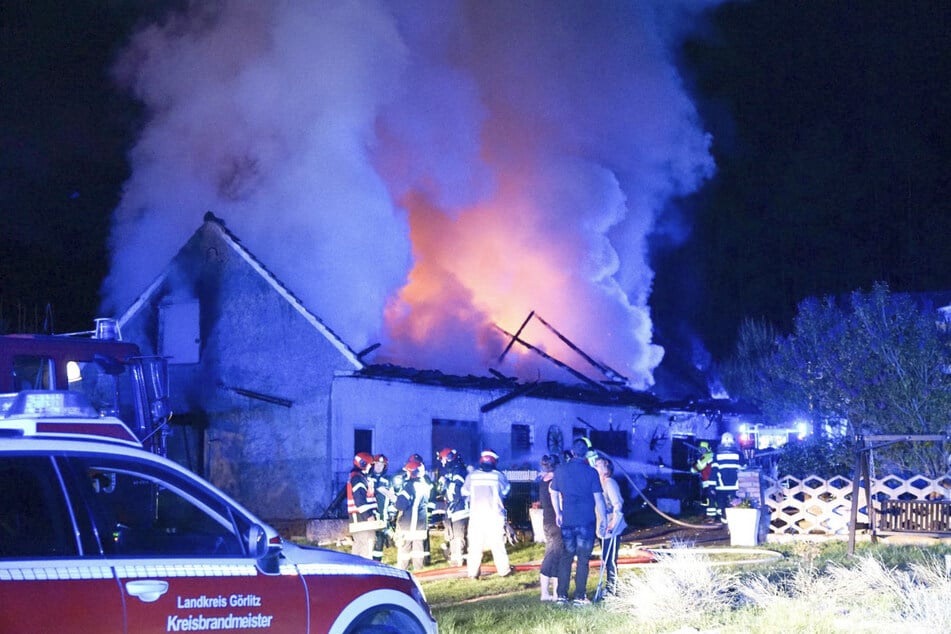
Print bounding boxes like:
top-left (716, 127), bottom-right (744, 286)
top-left (439, 459), bottom-right (470, 522)
top-left (347, 469), bottom-right (380, 532)
top-left (692, 449), bottom-right (715, 489)
top-left (711, 445), bottom-right (742, 492)
top-left (396, 477), bottom-right (432, 542)
top-left (369, 471), bottom-right (394, 521)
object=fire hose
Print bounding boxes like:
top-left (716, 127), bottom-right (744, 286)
top-left (603, 450), bottom-right (721, 531)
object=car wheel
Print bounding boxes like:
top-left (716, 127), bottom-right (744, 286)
top-left (343, 605), bottom-right (428, 634)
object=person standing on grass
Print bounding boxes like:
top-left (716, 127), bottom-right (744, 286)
top-left (436, 447), bottom-right (469, 567)
top-left (537, 453), bottom-right (564, 601)
top-left (369, 454), bottom-right (396, 561)
top-left (395, 458), bottom-right (430, 570)
top-left (462, 449), bottom-right (512, 579)
top-left (550, 438), bottom-right (606, 605)
top-left (346, 452), bottom-right (379, 560)
top-left (594, 456), bottom-right (626, 599)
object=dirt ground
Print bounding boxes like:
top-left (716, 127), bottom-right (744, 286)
top-left (622, 516), bottom-right (732, 548)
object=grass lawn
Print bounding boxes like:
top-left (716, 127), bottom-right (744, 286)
top-left (316, 524), bottom-right (951, 632)
top-left (419, 538), bottom-right (951, 633)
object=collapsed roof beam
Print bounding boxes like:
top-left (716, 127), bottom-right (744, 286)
top-left (493, 324), bottom-right (606, 391)
top-left (480, 381), bottom-right (540, 413)
top-left (220, 384), bottom-right (294, 408)
top-left (532, 313), bottom-right (629, 385)
top-left (497, 310), bottom-right (534, 363)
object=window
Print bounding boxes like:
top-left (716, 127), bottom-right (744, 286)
top-left (68, 455), bottom-right (244, 557)
top-left (12, 355), bottom-right (54, 390)
top-left (431, 419), bottom-right (479, 465)
top-left (0, 456), bottom-right (76, 558)
top-left (354, 429), bottom-right (373, 455)
top-left (511, 424), bottom-right (532, 452)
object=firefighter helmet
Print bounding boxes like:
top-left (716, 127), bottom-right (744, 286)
top-left (572, 436), bottom-right (592, 458)
top-left (437, 447), bottom-right (457, 464)
top-left (374, 453), bottom-right (388, 468)
top-left (479, 449), bottom-right (499, 468)
top-left (353, 452), bottom-right (374, 471)
top-left (720, 432), bottom-right (735, 446)
top-left (404, 459), bottom-right (422, 478)
top-left (699, 441), bottom-right (710, 451)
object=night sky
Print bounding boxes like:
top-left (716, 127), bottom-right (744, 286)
top-left (654, 1), bottom-right (951, 362)
top-left (2, 2), bottom-right (950, 383)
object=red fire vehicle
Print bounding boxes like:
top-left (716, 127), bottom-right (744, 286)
top-left (0, 318), bottom-right (170, 455)
top-left (0, 390), bottom-right (437, 633)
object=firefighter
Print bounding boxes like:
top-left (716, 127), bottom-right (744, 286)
top-left (461, 449), bottom-right (512, 579)
top-left (691, 441), bottom-right (718, 523)
top-left (395, 458), bottom-right (430, 570)
top-left (409, 452), bottom-right (436, 565)
top-left (346, 452), bottom-right (380, 559)
top-left (369, 454), bottom-right (396, 561)
top-left (437, 447), bottom-right (469, 567)
top-left (577, 435), bottom-right (598, 467)
top-left (712, 432), bottom-right (743, 523)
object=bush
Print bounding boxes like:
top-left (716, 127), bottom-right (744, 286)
top-left (777, 435), bottom-right (853, 478)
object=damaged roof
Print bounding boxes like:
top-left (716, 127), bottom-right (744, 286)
top-left (358, 363), bottom-right (662, 411)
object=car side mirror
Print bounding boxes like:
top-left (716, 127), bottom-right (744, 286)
top-left (247, 524), bottom-right (271, 559)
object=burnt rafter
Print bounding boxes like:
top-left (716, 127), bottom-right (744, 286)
top-left (532, 313), bottom-right (629, 385)
top-left (496, 311), bottom-right (627, 388)
top-left (493, 324), bottom-right (606, 391)
top-left (497, 310), bottom-right (535, 363)
top-left (356, 342), bottom-right (381, 360)
top-left (219, 383), bottom-right (294, 408)
top-left (480, 381), bottom-right (541, 413)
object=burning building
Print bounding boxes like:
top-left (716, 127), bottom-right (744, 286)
top-left (101, 3), bottom-right (735, 528)
top-left (117, 213), bottom-right (736, 528)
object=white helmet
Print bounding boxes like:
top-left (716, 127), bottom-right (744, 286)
top-left (720, 432), bottom-right (735, 446)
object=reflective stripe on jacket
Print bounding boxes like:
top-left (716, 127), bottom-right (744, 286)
top-left (347, 471), bottom-right (378, 519)
top-left (712, 448), bottom-right (741, 490)
top-left (395, 478), bottom-right (430, 541)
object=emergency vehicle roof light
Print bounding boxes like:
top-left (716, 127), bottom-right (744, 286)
top-left (94, 317), bottom-right (122, 341)
top-left (4, 390), bottom-right (100, 419)
top-left (0, 390), bottom-right (141, 447)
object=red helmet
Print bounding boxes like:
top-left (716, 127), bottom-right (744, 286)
top-left (403, 459), bottom-right (422, 478)
top-left (374, 454), bottom-right (388, 468)
top-left (479, 449), bottom-right (499, 468)
top-left (353, 452), bottom-right (374, 471)
top-left (437, 447), bottom-right (457, 463)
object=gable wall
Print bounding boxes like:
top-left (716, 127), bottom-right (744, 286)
top-left (121, 223), bottom-right (356, 521)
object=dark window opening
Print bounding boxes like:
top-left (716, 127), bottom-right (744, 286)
top-left (511, 424), bottom-right (532, 452)
top-left (354, 429), bottom-right (373, 456)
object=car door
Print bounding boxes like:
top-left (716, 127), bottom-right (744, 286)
top-left (0, 454), bottom-right (125, 633)
top-left (65, 454), bottom-right (309, 633)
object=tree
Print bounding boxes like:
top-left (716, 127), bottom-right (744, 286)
top-left (725, 283), bottom-right (951, 477)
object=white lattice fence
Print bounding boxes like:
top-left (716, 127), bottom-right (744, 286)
top-left (764, 473), bottom-right (951, 535)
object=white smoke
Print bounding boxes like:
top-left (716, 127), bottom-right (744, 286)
top-left (102, 0), bottom-right (718, 389)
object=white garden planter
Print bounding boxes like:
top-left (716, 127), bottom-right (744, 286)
top-left (726, 507), bottom-right (761, 546)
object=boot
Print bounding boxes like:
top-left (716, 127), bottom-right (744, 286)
top-left (540, 574), bottom-right (553, 601)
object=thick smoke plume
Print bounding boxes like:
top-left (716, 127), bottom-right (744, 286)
top-left (102, 1), bottom-right (716, 389)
